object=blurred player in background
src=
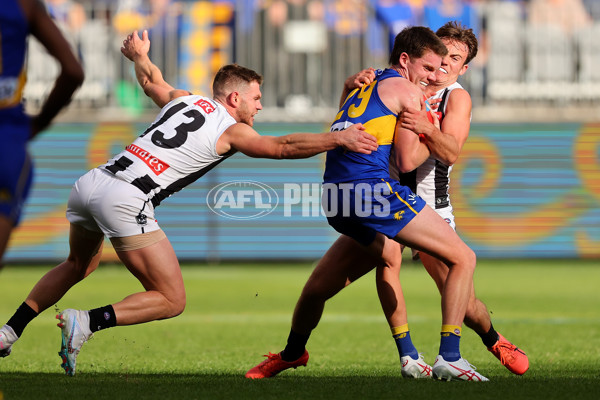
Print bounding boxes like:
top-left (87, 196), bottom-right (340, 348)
top-left (0, 1), bottom-right (83, 268)
top-left (247, 26), bottom-right (488, 382)
top-left (0, 30), bottom-right (377, 376)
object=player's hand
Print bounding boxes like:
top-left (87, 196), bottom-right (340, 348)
top-left (400, 98), bottom-right (438, 137)
top-left (121, 30), bottom-right (151, 62)
top-left (338, 123), bottom-right (378, 154)
top-left (344, 68), bottom-right (376, 91)
top-left (427, 97), bottom-right (442, 111)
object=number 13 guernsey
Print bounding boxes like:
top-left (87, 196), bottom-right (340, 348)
top-left (324, 68), bottom-right (400, 184)
top-left (102, 95), bottom-right (236, 207)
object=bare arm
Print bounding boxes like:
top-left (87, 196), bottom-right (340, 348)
top-left (392, 85), bottom-right (431, 173)
top-left (399, 89), bottom-right (471, 165)
top-left (217, 123), bottom-right (378, 159)
top-left (121, 30), bottom-right (190, 108)
top-left (393, 119), bottom-right (431, 173)
top-left (26, 0), bottom-right (84, 138)
top-left (339, 68), bottom-right (376, 109)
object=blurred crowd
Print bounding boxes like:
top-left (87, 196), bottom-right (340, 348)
top-left (29, 0), bottom-right (600, 113)
top-left (44, 0), bottom-right (600, 52)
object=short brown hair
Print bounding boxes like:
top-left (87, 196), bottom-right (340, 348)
top-left (436, 21), bottom-right (479, 65)
top-left (212, 64), bottom-right (263, 98)
top-left (388, 26), bottom-right (448, 66)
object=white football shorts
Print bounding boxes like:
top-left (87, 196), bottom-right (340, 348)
top-left (66, 167), bottom-right (160, 238)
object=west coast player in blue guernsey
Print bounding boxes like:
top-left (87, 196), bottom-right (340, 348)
top-left (323, 67), bottom-right (430, 245)
top-left (0, 0), bottom-right (83, 263)
top-left (247, 27), bottom-right (488, 381)
top-left (1, 0), bottom-right (83, 357)
top-left (325, 68), bottom-right (400, 183)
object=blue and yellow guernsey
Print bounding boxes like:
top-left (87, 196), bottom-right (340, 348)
top-left (0, 0), bottom-right (29, 123)
top-left (324, 68), bottom-right (400, 183)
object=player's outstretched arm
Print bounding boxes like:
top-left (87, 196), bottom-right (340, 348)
top-left (121, 30), bottom-right (190, 108)
top-left (218, 123), bottom-right (378, 159)
top-left (27, 0), bottom-right (84, 138)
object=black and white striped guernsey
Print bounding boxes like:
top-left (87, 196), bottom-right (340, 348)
top-left (102, 95), bottom-right (237, 207)
top-left (394, 82), bottom-right (467, 210)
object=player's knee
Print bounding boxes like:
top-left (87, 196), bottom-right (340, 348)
top-left (172, 301), bottom-right (186, 317)
top-left (458, 246), bottom-right (476, 272)
top-left (302, 278), bottom-right (343, 303)
top-left (465, 297), bottom-right (478, 318)
top-left (166, 296), bottom-right (186, 318)
top-left (468, 247), bottom-right (477, 268)
top-left (65, 254), bottom-right (98, 280)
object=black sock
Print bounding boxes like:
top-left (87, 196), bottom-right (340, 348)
top-left (88, 305), bottom-right (117, 333)
top-left (6, 302), bottom-right (38, 337)
top-left (281, 330), bottom-right (310, 362)
top-left (479, 323), bottom-right (500, 348)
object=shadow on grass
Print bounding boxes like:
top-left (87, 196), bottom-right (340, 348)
top-left (1, 372), bottom-right (599, 400)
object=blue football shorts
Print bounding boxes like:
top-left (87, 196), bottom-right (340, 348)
top-left (0, 124), bottom-right (33, 225)
top-left (322, 178), bottom-right (426, 246)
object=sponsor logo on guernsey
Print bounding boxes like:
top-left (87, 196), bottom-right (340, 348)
top-left (194, 98), bottom-right (216, 114)
top-left (126, 144), bottom-right (170, 175)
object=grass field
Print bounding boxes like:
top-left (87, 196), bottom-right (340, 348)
top-left (1, 259), bottom-right (599, 399)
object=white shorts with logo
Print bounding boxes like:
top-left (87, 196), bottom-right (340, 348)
top-left (436, 204), bottom-right (456, 231)
top-left (66, 168), bottom-right (160, 238)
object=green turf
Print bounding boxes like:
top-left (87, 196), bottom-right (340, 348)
top-left (1, 260), bottom-right (599, 399)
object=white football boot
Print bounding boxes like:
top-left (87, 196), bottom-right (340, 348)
top-left (432, 354), bottom-right (489, 381)
top-left (56, 309), bottom-right (93, 376)
top-left (0, 324), bottom-right (18, 357)
top-left (400, 354), bottom-right (433, 379)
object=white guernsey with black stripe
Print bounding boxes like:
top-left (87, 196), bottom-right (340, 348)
top-left (395, 82), bottom-right (466, 211)
top-left (102, 95), bottom-right (236, 207)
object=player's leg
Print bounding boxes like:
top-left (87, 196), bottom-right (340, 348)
top-left (0, 215), bottom-right (16, 357)
top-left (1, 223), bottom-right (104, 360)
top-left (419, 251), bottom-right (528, 374)
top-left (28, 223), bottom-right (104, 312)
top-left (394, 206), bottom-right (475, 328)
top-left (375, 241), bottom-right (406, 328)
top-left (375, 241), bottom-right (432, 378)
top-left (56, 229), bottom-right (185, 376)
top-left (419, 252), bottom-right (490, 333)
top-left (111, 234), bottom-right (186, 325)
top-left (290, 235), bottom-right (375, 335)
top-left (391, 206), bottom-right (487, 381)
top-left (0, 215), bottom-right (13, 271)
top-left (246, 234), bottom-right (377, 379)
